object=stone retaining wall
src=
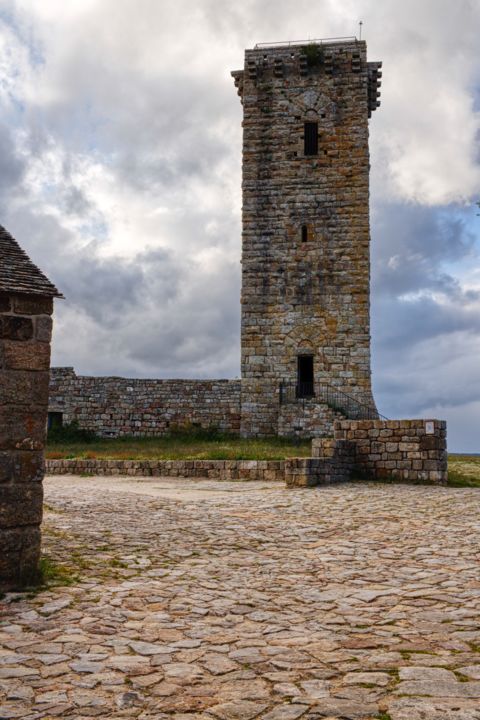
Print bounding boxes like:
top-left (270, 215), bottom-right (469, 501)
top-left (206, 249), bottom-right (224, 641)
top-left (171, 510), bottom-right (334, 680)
top-left (45, 458), bottom-right (285, 482)
top-left (313, 419), bottom-right (447, 484)
top-left (49, 368), bottom-right (241, 437)
top-left (285, 439), bottom-right (355, 487)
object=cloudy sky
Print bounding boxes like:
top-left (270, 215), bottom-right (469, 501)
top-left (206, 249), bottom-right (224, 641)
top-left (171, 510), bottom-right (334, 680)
top-left (0, 0), bottom-right (479, 451)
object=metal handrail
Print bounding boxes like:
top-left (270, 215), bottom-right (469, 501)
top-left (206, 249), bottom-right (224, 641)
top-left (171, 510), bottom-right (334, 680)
top-left (254, 37), bottom-right (358, 49)
top-left (279, 381), bottom-right (387, 421)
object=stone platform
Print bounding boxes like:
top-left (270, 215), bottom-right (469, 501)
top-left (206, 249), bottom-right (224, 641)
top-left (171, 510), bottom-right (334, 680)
top-left (0, 475), bottom-right (479, 719)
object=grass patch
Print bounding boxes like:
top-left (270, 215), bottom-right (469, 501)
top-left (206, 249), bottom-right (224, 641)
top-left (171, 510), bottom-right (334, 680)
top-left (34, 555), bottom-right (79, 589)
top-left (43, 525), bottom-right (69, 540)
top-left (47, 421), bottom-right (97, 444)
top-left (448, 454), bottom-right (480, 488)
top-left (108, 558), bottom-right (129, 569)
top-left (302, 42), bottom-right (324, 66)
top-left (43, 503), bottom-right (59, 513)
top-left (46, 430), bottom-right (311, 461)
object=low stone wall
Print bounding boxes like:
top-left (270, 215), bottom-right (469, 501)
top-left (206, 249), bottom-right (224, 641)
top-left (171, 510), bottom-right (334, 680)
top-left (49, 368), bottom-right (241, 437)
top-left (285, 439), bottom-right (355, 487)
top-left (45, 458), bottom-right (285, 481)
top-left (313, 419), bottom-right (447, 484)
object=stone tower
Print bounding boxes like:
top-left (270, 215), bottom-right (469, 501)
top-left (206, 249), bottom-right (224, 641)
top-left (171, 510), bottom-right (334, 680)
top-left (232, 38), bottom-right (382, 437)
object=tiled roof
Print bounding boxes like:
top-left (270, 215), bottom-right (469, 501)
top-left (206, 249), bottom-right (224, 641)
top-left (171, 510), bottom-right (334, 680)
top-left (0, 225), bottom-right (63, 298)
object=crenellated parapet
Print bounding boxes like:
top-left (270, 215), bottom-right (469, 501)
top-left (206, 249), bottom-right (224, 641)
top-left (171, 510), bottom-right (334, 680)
top-left (231, 38), bottom-right (381, 116)
top-left (367, 61), bottom-right (382, 117)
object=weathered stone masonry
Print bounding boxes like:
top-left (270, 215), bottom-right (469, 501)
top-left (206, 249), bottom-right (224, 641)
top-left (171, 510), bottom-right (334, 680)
top-left (45, 458), bottom-right (285, 482)
top-left (0, 225), bottom-right (61, 588)
top-left (285, 419), bottom-right (448, 487)
top-left (50, 367), bottom-right (241, 437)
top-left (232, 40), bottom-right (382, 437)
top-left (331, 419), bottom-right (448, 484)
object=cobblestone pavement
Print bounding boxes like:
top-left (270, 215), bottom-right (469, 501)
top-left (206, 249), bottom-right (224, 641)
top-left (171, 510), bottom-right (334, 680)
top-left (1, 476), bottom-right (480, 720)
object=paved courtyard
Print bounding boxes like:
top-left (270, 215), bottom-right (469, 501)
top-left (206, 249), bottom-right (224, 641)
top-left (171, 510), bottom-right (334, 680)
top-left (1, 476), bottom-right (480, 720)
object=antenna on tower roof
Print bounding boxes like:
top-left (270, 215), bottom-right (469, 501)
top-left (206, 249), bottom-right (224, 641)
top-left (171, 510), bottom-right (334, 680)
top-left (359, 20), bottom-right (363, 40)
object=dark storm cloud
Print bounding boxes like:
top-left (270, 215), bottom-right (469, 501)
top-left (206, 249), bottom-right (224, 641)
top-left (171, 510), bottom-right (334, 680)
top-left (55, 249), bottom-right (241, 380)
top-left (374, 333), bottom-right (480, 417)
top-left (372, 203), bottom-right (476, 297)
top-left (62, 247), bottom-right (240, 378)
top-left (4, 201), bottom-right (240, 379)
top-left (374, 293), bottom-right (480, 349)
top-left (371, 201), bottom-right (480, 427)
top-left (125, 258), bottom-right (240, 377)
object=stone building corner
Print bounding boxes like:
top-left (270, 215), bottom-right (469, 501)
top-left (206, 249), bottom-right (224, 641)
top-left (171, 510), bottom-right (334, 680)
top-left (0, 225), bottom-right (62, 589)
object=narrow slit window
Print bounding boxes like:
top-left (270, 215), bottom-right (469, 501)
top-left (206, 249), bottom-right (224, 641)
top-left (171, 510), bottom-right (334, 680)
top-left (301, 225), bottom-right (308, 243)
top-left (297, 355), bottom-right (314, 398)
top-left (304, 121), bottom-right (318, 156)
top-left (47, 411), bottom-right (63, 431)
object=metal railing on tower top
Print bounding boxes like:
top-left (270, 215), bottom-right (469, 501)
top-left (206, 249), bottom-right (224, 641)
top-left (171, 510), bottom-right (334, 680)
top-left (254, 37), bottom-right (358, 49)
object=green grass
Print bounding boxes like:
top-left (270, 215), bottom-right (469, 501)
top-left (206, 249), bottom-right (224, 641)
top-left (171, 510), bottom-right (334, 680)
top-left (447, 454), bottom-right (480, 488)
top-left (302, 42), bottom-right (324, 67)
top-left (12, 555), bottom-right (80, 595)
top-left (38, 555), bottom-right (79, 587)
top-left (46, 431), bottom-right (311, 461)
